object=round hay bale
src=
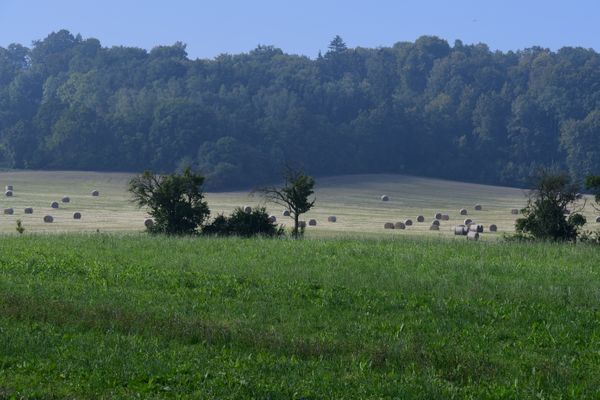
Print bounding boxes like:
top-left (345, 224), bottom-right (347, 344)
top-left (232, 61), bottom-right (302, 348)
top-left (91, 190), bottom-right (100, 196)
top-left (429, 224), bottom-right (440, 231)
top-left (442, 214), bottom-right (450, 221)
top-left (474, 204), bottom-right (482, 211)
top-left (5, 185), bottom-right (13, 191)
top-left (381, 195), bottom-right (389, 201)
top-left (51, 201), bottom-right (59, 209)
top-left (327, 216), bottom-right (337, 222)
top-left (3, 208), bottom-right (13, 215)
top-left (243, 206), bottom-right (252, 213)
top-left (489, 224), bottom-right (498, 232)
top-left (61, 196), bottom-right (70, 203)
top-left (144, 218), bottom-right (154, 228)
top-left (511, 208), bottom-right (519, 215)
top-left (73, 212), bottom-right (82, 220)
top-left (459, 208), bottom-right (468, 215)
top-left (394, 222), bottom-right (406, 229)
top-left (404, 219), bottom-right (413, 226)
top-left (43, 215), bottom-right (53, 223)
top-left (282, 210), bottom-right (290, 217)
top-left (431, 220), bottom-right (440, 226)
top-left (308, 219), bottom-right (317, 226)
top-left (467, 231), bottom-right (479, 241)
top-left (453, 225), bottom-right (467, 235)
top-left (434, 212), bottom-right (442, 220)
top-left (596, 216), bottom-right (600, 223)
top-left (416, 215), bottom-right (425, 223)
top-left (464, 218), bottom-right (473, 225)
top-left (268, 215), bottom-right (277, 223)
top-left (298, 221), bottom-right (307, 229)
top-left (5, 190), bottom-right (13, 197)
top-left (469, 224), bottom-right (484, 233)
top-left (24, 207), bottom-right (33, 214)
top-left (384, 222), bottom-right (395, 229)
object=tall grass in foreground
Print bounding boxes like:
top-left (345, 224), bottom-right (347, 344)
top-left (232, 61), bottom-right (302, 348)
top-left (1, 234), bottom-right (599, 398)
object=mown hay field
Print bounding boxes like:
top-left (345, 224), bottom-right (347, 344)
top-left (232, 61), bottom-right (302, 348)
top-left (0, 170), bottom-right (597, 236)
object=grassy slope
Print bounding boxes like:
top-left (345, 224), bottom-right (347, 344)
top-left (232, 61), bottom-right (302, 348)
top-left (1, 234), bottom-right (600, 398)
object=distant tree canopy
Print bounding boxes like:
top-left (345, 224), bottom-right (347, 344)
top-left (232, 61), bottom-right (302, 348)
top-left (2, 30), bottom-right (600, 189)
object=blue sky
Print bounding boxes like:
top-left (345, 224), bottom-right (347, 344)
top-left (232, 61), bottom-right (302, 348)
top-left (0, 0), bottom-right (597, 59)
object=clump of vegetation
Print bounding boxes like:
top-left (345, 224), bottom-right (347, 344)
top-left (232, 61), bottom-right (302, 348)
top-left (515, 171), bottom-right (585, 241)
top-left (15, 219), bottom-right (24, 234)
top-left (258, 167), bottom-right (315, 238)
top-left (129, 167), bottom-right (209, 235)
top-left (203, 207), bottom-right (283, 237)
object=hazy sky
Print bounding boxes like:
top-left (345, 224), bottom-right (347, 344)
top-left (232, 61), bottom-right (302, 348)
top-left (0, 1), bottom-right (598, 59)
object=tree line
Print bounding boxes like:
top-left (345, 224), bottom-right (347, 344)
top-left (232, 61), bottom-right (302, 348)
top-left (1, 30), bottom-right (600, 189)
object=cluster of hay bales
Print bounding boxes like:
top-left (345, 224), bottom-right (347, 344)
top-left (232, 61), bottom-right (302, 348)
top-left (381, 195), bottom-right (389, 201)
top-left (327, 216), bottom-right (337, 222)
top-left (308, 219), bottom-right (317, 226)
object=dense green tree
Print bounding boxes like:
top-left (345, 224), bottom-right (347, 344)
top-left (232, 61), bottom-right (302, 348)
top-left (516, 171), bottom-right (585, 241)
top-left (129, 167), bottom-right (209, 235)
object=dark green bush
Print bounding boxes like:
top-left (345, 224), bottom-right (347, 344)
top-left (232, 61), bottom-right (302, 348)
top-left (203, 207), bottom-right (283, 237)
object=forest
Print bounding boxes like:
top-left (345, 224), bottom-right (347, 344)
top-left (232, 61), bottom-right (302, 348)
top-left (1, 30), bottom-right (599, 189)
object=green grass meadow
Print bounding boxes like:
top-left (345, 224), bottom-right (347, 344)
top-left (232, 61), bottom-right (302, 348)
top-left (1, 234), bottom-right (600, 398)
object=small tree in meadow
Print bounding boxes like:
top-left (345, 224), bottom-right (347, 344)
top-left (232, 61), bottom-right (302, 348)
top-left (129, 167), bottom-right (210, 235)
top-left (515, 171), bottom-right (585, 241)
top-left (257, 167), bottom-right (315, 238)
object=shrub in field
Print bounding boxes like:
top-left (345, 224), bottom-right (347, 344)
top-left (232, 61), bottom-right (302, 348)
top-left (515, 171), bottom-right (585, 241)
top-left (203, 207), bottom-right (283, 237)
top-left (129, 167), bottom-right (210, 235)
